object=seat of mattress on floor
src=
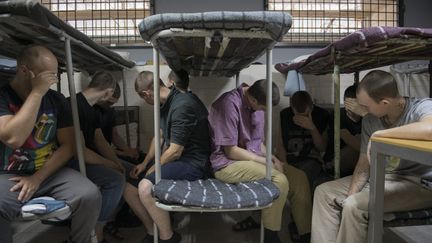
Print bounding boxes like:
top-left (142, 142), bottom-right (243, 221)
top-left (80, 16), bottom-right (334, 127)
top-left (154, 178), bottom-right (280, 212)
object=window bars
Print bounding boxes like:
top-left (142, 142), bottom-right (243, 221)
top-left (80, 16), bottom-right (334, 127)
top-left (266, 0), bottom-right (399, 45)
top-left (41, 0), bottom-right (153, 46)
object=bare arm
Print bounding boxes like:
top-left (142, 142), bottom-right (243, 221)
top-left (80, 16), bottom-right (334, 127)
top-left (130, 135), bottom-right (161, 178)
top-left (224, 145), bottom-right (266, 164)
top-left (340, 129), bottom-right (361, 151)
top-left (94, 128), bottom-right (120, 163)
top-left (347, 153), bottom-right (370, 196)
top-left (275, 132), bottom-right (287, 163)
top-left (310, 127), bottom-right (327, 152)
top-left (0, 72), bottom-right (57, 148)
top-left (142, 136), bottom-right (156, 165)
top-left (79, 132), bottom-right (123, 173)
top-left (293, 113), bottom-right (327, 152)
top-left (10, 127), bottom-right (76, 202)
top-left (0, 94), bottom-right (43, 148)
top-left (160, 143), bottom-right (184, 165)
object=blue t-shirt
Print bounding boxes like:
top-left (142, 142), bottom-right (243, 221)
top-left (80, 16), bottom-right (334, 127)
top-left (0, 85), bottom-right (72, 174)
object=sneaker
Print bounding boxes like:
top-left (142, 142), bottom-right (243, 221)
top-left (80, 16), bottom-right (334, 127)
top-left (160, 231), bottom-right (181, 243)
top-left (141, 234), bottom-right (154, 243)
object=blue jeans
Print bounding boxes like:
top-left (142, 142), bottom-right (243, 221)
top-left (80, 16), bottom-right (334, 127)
top-left (69, 161), bottom-right (125, 222)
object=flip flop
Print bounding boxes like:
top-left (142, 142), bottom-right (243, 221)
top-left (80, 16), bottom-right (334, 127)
top-left (232, 216), bottom-right (260, 232)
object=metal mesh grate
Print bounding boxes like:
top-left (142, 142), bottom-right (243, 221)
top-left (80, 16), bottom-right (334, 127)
top-left (41, 0), bottom-right (153, 46)
top-left (266, 0), bottom-right (399, 45)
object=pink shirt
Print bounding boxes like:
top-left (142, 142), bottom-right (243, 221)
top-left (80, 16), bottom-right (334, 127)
top-left (208, 86), bottom-right (264, 171)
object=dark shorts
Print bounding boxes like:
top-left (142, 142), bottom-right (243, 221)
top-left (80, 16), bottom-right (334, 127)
top-left (127, 159), bottom-right (204, 187)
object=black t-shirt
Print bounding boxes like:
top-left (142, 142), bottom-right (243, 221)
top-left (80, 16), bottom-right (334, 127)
top-left (324, 107), bottom-right (362, 162)
top-left (94, 105), bottom-right (115, 144)
top-left (280, 105), bottom-right (329, 163)
top-left (67, 93), bottom-right (100, 152)
top-left (160, 87), bottom-right (210, 172)
top-left (0, 85), bottom-right (72, 174)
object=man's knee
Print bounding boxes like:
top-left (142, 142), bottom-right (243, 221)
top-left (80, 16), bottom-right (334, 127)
top-left (343, 193), bottom-right (367, 214)
top-left (314, 182), bottom-right (332, 202)
top-left (0, 197), bottom-right (20, 221)
top-left (273, 172), bottom-right (289, 196)
top-left (76, 181), bottom-right (102, 210)
top-left (138, 179), bottom-right (153, 199)
top-left (285, 165), bottom-right (310, 193)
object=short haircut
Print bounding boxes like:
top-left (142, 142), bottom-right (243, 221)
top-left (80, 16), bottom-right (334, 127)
top-left (168, 69), bottom-right (189, 91)
top-left (113, 83), bottom-right (121, 99)
top-left (344, 84), bottom-right (358, 99)
top-left (248, 79), bottom-right (280, 106)
top-left (290, 91), bottom-right (313, 113)
top-left (17, 45), bottom-right (54, 68)
top-left (134, 70), bottom-right (164, 92)
top-left (88, 71), bottom-right (116, 91)
top-left (357, 70), bottom-right (400, 103)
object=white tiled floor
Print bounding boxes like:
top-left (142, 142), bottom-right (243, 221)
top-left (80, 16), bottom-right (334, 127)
top-left (106, 211), bottom-right (293, 243)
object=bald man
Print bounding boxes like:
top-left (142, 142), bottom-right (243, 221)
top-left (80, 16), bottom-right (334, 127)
top-left (0, 45), bottom-right (101, 243)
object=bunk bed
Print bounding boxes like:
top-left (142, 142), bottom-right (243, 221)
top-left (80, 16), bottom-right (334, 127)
top-left (0, 1), bottom-right (135, 242)
top-left (274, 26), bottom-right (432, 243)
top-left (138, 11), bottom-right (291, 243)
top-left (275, 26), bottom-right (432, 178)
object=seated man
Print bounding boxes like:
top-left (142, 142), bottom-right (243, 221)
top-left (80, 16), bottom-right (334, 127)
top-left (69, 71), bottom-right (127, 242)
top-left (208, 80), bottom-right (312, 243)
top-left (94, 83), bottom-right (145, 164)
top-left (0, 45), bottom-right (101, 243)
top-left (130, 70), bottom-right (211, 243)
top-left (280, 90), bottom-right (330, 189)
top-left (167, 70), bottom-right (189, 92)
top-left (324, 84), bottom-right (363, 176)
top-left (311, 70), bottom-right (432, 243)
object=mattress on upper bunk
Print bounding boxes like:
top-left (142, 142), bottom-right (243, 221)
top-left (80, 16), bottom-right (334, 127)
top-left (0, 0), bottom-right (135, 72)
top-left (275, 27), bottom-right (432, 75)
top-left (138, 11), bottom-right (292, 77)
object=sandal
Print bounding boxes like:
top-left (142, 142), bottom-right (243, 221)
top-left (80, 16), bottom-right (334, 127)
top-left (232, 216), bottom-right (260, 232)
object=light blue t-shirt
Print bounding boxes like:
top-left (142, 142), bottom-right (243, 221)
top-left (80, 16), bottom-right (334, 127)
top-left (361, 97), bottom-right (432, 180)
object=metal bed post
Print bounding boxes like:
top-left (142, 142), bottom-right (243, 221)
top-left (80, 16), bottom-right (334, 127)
top-left (429, 60), bottom-right (432, 98)
top-left (235, 72), bottom-right (240, 88)
top-left (153, 47), bottom-right (161, 243)
top-left (261, 48), bottom-right (273, 243)
top-left (265, 49), bottom-right (273, 180)
top-left (332, 50), bottom-right (341, 179)
top-left (354, 71), bottom-right (360, 84)
top-left (64, 37), bottom-right (97, 243)
top-left (121, 70), bottom-right (131, 147)
top-left (64, 37), bottom-right (86, 177)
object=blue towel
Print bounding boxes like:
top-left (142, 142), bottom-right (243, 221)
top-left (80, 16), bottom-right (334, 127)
top-left (284, 69), bottom-right (306, 96)
top-left (21, 196), bottom-right (66, 215)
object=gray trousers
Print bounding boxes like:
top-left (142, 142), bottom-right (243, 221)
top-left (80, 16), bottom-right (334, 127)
top-left (311, 175), bottom-right (432, 243)
top-left (0, 168), bottom-right (102, 243)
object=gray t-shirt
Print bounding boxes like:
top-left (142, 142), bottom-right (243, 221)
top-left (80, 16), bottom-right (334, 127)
top-left (361, 97), bottom-right (432, 180)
